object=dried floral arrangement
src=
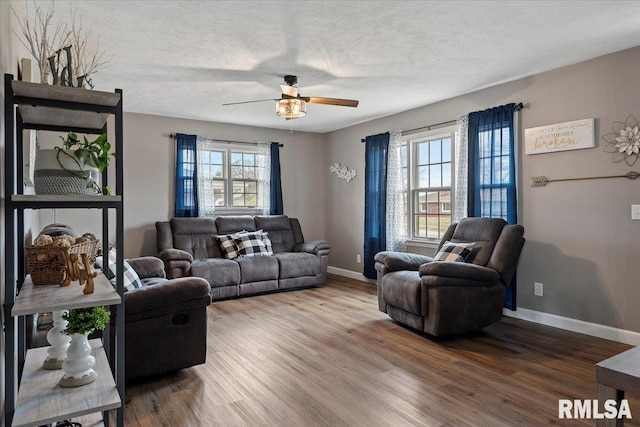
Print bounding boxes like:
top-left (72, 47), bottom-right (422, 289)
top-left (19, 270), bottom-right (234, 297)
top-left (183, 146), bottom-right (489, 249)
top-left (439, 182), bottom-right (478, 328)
top-left (11, 0), bottom-right (112, 87)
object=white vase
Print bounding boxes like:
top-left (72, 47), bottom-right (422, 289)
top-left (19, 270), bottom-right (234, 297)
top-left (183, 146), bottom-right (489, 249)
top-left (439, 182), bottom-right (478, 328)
top-left (34, 149), bottom-right (100, 195)
top-left (43, 310), bottom-right (71, 370)
top-left (60, 332), bottom-right (97, 387)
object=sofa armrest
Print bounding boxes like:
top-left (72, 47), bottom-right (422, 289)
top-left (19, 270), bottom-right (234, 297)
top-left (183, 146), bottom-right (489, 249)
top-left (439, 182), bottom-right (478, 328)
top-left (419, 261), bottom-right (500, 284)
top-left (158, 248), bottom-right (193, 263)
top-left (374, 251), bottom-right (433, 272)
top-left (124, 277), bottom-right (211, 318)
top-left (127, 256), bottom-right (166, 280)
top-left (294, 240), bottom-right (330, 256)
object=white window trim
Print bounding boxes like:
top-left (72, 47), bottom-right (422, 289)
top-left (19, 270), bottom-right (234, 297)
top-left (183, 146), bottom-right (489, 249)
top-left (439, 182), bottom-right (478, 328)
top-left (403, 126), bottom-right (457, 244)
top-left (198, 142), bottom-right (264, 215)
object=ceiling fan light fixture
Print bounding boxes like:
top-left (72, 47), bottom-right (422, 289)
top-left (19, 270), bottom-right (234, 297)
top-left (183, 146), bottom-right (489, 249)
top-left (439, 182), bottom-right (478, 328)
top-left (276, 98), bottom-right (306, 119)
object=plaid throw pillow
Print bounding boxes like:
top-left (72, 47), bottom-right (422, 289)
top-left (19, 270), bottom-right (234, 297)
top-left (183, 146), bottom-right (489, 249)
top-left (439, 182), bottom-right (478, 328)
top-left (233, 233), bottom-right (270, 257)
top-left (215, 234), bottom-right (241, 260)
top-left (433, 241), bottom-right (475, 262)
top-left (94, 249), bottom-right (143, 292)
top-left (260, 231), bottom-right (274, 255)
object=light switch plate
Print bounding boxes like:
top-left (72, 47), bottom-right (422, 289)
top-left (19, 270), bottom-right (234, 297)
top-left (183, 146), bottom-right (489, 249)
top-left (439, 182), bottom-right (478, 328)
top-left (632, 205), bottom-right (640, 220)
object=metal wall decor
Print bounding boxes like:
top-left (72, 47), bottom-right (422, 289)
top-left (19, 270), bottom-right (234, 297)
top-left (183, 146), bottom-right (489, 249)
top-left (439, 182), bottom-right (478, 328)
top-left (602, 115), bottom-right (640, 166)
top-left (531, 171), bottom-right (640, 187)
top-left (329, 162), bottom-right (357, 182)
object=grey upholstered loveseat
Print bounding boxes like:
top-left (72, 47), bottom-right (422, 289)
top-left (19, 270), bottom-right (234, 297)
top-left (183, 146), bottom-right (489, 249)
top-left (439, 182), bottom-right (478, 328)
top-left (156, 215), bottom-right (330, 300)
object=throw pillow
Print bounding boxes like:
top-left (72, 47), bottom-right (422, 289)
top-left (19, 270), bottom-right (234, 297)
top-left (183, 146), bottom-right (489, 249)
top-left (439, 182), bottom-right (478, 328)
top-left (215, 234), bottom-right (241, 260)
top-left (433, 241), bottom-right (475, 262)
top-left (233, 233), bottom-right (270, 257)
top-left (260, 231), bottom-right (274, 255)
top-left (94, 249), bottom-right (143, 292)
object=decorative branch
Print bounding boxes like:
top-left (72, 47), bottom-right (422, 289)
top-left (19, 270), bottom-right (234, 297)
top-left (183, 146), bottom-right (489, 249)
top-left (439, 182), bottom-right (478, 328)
top-left (11, 0), bottom-right (71, 83)
top-left (531, 171), bottom-right (640, 187)
top-left (67, 6), bottom-right (112, 82)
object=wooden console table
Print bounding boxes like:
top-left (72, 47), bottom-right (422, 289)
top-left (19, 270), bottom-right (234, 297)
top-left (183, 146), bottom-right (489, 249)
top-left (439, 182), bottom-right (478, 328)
top-left (595, 346), bottom-right (640, 427)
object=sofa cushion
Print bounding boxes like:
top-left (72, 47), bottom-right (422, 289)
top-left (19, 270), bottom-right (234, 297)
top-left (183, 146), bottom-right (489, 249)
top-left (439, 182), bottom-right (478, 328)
top-left (450, 217), bottom-right (506, 266)
top-left (191, 258), bottom-right (240, 288)
top-left (215, 216), bottom-right (256, 234)
top-left (170, 217), bottom-right (220, 259)
top-left (236, 256), bottom-right (279, 284)
top-left (433, 241), bottom-right (475, 262)
top-left (274, 252), bottom-right (320, 279)
top-left (255, 215), bottom-right (296, 253)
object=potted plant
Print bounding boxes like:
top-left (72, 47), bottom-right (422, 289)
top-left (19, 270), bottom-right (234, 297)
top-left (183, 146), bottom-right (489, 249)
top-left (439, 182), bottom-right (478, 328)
top-left (60, 306), bottom-right (110, 387)
top-left (34, 132), bottom-right (114, 195)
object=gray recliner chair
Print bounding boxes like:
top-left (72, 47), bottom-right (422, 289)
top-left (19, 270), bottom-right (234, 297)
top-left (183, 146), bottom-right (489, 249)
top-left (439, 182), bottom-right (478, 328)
top-left (374, 217), bottom-right (525, 336)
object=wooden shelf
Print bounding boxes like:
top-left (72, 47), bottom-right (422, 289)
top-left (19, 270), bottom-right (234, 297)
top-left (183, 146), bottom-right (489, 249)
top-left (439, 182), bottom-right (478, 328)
top-left (11, 194), bottom-right (121, 209)
top-left (11, 81), bottom-right (121, 133)
top-left (13, 272), bottom-right (121, 316)
top-left (12, 81), bottom-right (121, 107)
top-left (12, 339), bottom-right (120, 427)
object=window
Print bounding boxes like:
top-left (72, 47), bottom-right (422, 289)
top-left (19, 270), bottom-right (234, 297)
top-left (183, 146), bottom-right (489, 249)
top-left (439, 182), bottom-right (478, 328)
top-left (197, 143), bottom-right (265, 214)
top-left (477, 127), bottom-right (512, 220)
top-left (404, 128), bottom-right (455, 241)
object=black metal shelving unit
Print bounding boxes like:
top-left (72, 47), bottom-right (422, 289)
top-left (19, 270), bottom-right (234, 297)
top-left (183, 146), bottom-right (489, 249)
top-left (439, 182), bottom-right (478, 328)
top-left (3, 74), bottom-right (125, 427)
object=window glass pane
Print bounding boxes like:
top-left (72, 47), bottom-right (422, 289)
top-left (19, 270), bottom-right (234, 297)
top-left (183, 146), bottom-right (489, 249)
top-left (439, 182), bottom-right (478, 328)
top-left (415, 215), bottom-right (427, 238)
top-left (231, 166), bottom-right (243, 178)
top-left (233, 193), bottom-right (244, 207)
top-left (442, 138), bottom-right (451, 162)
top-left (244, 166), bottom-right (256, 179)
top-left (415, 191), bottom-right (427, 213)
top-left (213, 180), bottom-right (225, 207)
top-left (211, 165), bottom-right (223, 178)
top-left (233, 181), bottom-right (244, 194)
top-left (480, 158), bottom-right (491, 184)
top-left (442, 163), bottom-right (451, 187)
top-left (427, 216), bottom-right (439, 239)
top-left (401, 145), bottom-right (408, 167)
top-left (231, 152), bottom-right (242, 165)
top-left (245, 181), bottom-right (257, 193)
top-left (430, 140), bottom-right (441, 163)
top-left (440, 191), bottom-right (451, 213)
top-left (212, 151), bottom-right (223, 164)
top-left (418, 166), bottom-right (429, 188)
top-left (430, 165), bottom-right (441, 188)
top-left (418, 142), bottom-right (429, 164)
top-left (244, 154), bottom-right (255, 166)
top-left (245, 193), bottom-right (257, 207)
top-left (439, 215), bottom-right (451, 236)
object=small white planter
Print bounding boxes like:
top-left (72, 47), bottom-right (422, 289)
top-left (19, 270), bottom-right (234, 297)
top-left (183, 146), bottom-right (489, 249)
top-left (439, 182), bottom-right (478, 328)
top-left (60, 332), bottom-right (97, 387)
top-left (34, 149), bottom-right (99, 195)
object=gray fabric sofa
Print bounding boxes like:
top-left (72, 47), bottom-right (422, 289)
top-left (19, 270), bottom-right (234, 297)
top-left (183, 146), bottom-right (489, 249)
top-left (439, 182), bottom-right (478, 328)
top-left (374, 217), bottom-right (525, 336)
top-left (156, 215), bottom-right (330, 300)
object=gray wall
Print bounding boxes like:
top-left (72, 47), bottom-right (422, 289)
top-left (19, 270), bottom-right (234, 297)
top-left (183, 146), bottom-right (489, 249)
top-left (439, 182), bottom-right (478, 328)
top-left (38, 113), bottom-right (327, 258)
top-left (325, 45), bottom-right (640, 331)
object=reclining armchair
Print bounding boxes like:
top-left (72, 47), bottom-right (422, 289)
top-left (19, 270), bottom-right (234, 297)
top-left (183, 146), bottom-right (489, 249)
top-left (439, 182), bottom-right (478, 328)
top-left (374, 217), bottom-right (525, 336)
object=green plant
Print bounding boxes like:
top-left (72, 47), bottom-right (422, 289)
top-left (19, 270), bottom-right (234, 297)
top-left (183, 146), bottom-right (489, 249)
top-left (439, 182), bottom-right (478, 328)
top-left (57, 131), bottom-right (115, 194)
top-left (62, 306), bottom-right (110, 335)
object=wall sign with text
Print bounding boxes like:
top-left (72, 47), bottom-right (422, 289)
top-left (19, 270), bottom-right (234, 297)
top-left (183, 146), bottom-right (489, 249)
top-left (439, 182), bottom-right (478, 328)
top-left (525, 118), bottom-right (595, 155)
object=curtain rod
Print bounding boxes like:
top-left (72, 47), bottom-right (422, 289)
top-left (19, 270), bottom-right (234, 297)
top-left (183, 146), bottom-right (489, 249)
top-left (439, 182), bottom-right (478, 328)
top-left (361, 102), bottom-right (524, 142)
top-left (167, 133), bottom-right (283, 147)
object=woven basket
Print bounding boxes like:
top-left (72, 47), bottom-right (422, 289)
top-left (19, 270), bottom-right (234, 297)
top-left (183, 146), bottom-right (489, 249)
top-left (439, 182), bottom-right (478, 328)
top-left (34, 149), bottom-right (99, 195)
top-left (26, 240), bottom-right (100, 285)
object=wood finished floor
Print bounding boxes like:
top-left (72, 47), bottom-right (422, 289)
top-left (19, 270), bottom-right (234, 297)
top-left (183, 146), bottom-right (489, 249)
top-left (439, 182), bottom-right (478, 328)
top-left (122, 274), bottom-right (640, 427)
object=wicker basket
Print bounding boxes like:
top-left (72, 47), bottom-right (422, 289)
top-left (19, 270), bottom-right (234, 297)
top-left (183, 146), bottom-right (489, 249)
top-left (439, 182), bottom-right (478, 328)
top-left (26, 240), bottom-right (100, 285)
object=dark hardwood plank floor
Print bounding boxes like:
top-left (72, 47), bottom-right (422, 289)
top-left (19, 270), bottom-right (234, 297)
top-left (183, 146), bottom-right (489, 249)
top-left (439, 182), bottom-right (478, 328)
top-left (123, 274), bottom-right (640, 426)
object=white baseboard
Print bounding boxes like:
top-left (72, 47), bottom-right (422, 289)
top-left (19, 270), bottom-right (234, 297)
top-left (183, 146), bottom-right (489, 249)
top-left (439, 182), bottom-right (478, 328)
top-left (504, 307), bottom-right (640, 345)
top-left (329, 266), bottom-right (640, 345)
top-left (327, 266), bottom-right (376, 284)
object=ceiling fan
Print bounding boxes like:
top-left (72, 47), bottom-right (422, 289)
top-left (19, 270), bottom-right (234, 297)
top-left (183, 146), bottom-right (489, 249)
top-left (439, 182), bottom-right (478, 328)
top-left (222, 75), bottom-right (359, 120)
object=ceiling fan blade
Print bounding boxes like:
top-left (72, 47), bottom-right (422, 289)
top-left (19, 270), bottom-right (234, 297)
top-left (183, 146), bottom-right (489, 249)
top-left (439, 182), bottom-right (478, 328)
top-left (222, 98), bottom-right (278, 106)
top-left (280, 84), bottom-right (298, 98)
top-left (305, 97), bottom-right (359, 107)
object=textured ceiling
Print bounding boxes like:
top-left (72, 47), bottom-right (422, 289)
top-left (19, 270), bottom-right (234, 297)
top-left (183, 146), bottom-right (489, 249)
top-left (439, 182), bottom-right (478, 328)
top-left (16, 1), bottom-right (640, 133)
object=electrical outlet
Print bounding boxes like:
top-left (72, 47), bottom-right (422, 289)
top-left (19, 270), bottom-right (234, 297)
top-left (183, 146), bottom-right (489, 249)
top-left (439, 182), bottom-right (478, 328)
top-left (534, 282), bottom-right (543, 297)
top-left (356, 254), bottom-right (361, 264)
top-left (632, 205), bottom-right (640, 220)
